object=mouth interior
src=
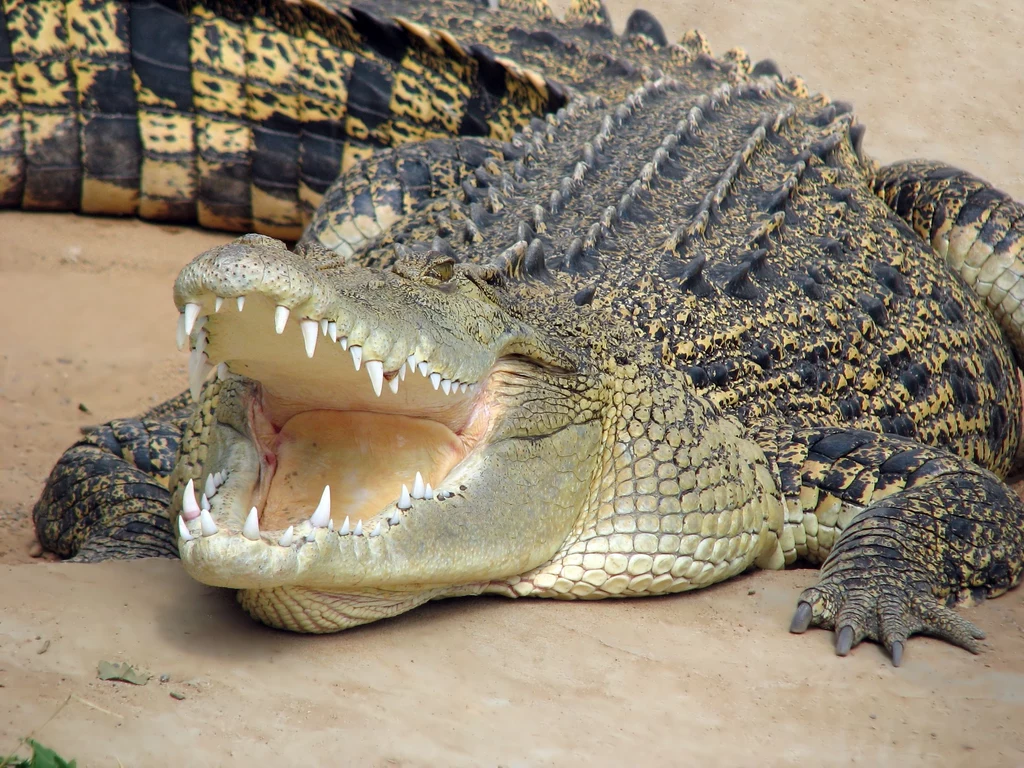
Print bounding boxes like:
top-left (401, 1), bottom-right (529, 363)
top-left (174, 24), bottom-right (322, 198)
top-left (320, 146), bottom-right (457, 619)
top-left (259, 410), bottom-right (467, 531)
top-left (194, 293), bottom-right (490, 535)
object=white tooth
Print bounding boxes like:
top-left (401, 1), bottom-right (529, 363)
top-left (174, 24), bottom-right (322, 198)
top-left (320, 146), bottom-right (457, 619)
top-left (353, 520), bottom-right (363, 536)
top-left (274, 305), bottom-right (290, 334)
top-left (200, 509), bottom-right (218, 536)
top-left (176, 313), bottom-right (188, 351)
top-left (328, 321), bottom-right (338, 343)
top-left (194, 330), bottom-right (207, 355)
top-left (398, 361), bottom-right (407, 381)
top-left (216, 362), bottom-right (228, 381)
top-left (236, 295), bottom-right (246, 311)
top-left (309, 485), bottom-right (331, 527)
top-left (213, 471), bottom-right (224, 487)
top-left (328, 518), bottom-right (334, 532)
top-left (177, 516), bottom-right (193, 541)
top-left (340, 337), bottom-right (349, 351)
top-left (242, 507), bottom-right (260, 540)
top-left (418, 361), bottom-right (430, 376)
top-left (460, 382), bottom-right (469, 393)
top-left (441, 379), bottom-right (452, 395)
top-left (200, 493), bottom-right (210, 511)
top-left (182, 479), bottom-right (201, 521)
top-left (214, 296), bottom-right (224, 312)
top-left (189, 349), bottom-right (212, 402)
top-left (429, 372), bottom-right (441, 390)
top-left (350, 345), bottom-right (362, 370)
top-left (300, 319), bottom-right (318, 357)
top-left (424, 483), bottom-right (434, 500)
top-left (204, 474), bottom-right (217, 499)
top-left (278, 526), bottom-right (294, 547)
top-left (183, 302), bottom-right (201, 335)
top-left (412, 472), bottom-right (425, 499)
top-left (370, 521), bottom-right (382, 537)
top-left (388, 374), bottom-right (400, 395)
top-left (306, 528), bottom-right (317, 542)
top-left (389, 510), bottom-right (401, 526)
top-left (339, 516), bottom-right (350, 535)
top-left (406, 354), bottom-right (418, 370)
top-left (320, 318), bottom-right (329, 336)
top-left (366, 360), bottom-right (384, 396)
top-left (398, 484), bottom-right (412, 510)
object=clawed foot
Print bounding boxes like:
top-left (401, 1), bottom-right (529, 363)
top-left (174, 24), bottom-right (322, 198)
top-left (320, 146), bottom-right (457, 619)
top-left (788, 574), bottom-right (986, 666)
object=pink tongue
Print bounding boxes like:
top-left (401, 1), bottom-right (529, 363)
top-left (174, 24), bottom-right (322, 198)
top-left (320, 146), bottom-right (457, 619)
top-left (260, 410), bottom-right (465, 531)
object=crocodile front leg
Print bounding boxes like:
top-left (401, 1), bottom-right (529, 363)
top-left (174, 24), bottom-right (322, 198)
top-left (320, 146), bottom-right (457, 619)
top-left (32, 391), bottom-right (194, 561)
top-left (775, 427), bottom-right (1024, 664)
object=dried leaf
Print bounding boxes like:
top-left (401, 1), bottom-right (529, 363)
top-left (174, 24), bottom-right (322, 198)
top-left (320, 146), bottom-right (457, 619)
top-left (96, 661), bottom-right (150, 685)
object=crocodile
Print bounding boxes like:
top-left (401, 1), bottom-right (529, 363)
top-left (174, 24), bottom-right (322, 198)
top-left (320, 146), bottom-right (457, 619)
top-left (9, 0), bottom-right (1024, 664)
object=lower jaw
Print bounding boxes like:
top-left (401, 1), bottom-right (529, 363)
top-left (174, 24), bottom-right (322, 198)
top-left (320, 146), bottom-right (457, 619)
top-left (236, 584), bottom-right (488, 632)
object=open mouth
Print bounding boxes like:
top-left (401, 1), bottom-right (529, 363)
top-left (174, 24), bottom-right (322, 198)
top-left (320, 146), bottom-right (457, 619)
top-left (174, 289), bottom-right (495, 550)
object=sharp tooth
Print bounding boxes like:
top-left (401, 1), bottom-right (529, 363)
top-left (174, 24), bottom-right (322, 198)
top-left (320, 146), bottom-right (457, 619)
top-left (214, 296), bottom-right (224, 312)
top-left (200, 493), bottom-right (210, 511)
top-left (353, 520), bottom-right (363, 536)
top-left (388, 374), bottom-right (400, 395)
top-left (278, 526), bottom-right (294, 547)
top-left (216, 362), bottom-right (228, 381)
top-left (328, 518), bottom-right (334, 532)
top-left (306, 528), bottom-right (317, 542)
top-left (177, 516), bottom-right (194, 541)
top-left (418, 361), bottom-right (429, 376)
top-left (200, 509), bottom-right (218, 536)
top-left (407, 353), bottom-right (418, 370)
top-left (204, 474), bottom-right (217, 499)
top-left (389, 510), bottom-right (401, 526)
top-left (189, 349), bottom-right (212, 402)
top-left (213, 471), bottom-right (224, 486)
top-left (176, 313), bottom-right (188, 351)
top-left (412, 472), bottom-right (425, 499)
top-left (340, 337), bottom-right (349, 351)
top-left (398, 484), bottom-right (412, 509)
top-left (194, 330), bottom-right (207, 355)
top-left (300, 319), bottom-right (318, 357)
top-left (366, 360), bottom-right (384, 396)
top-left (242, 507), bottom-right (260, 540)
top-left (370, 521), bottom-right (382, 537)
top-left (328, 321), bottom-right (338, 343)
top-left (460, 382), bottom-right (469, 393)
top-left (398, 361), bottom-right (407, 381)
top-left (183, 302), bottom-right (201, 335)
top-left (429, 372), bottom-right (441, 390)
top-left (424, 483), bottom-right (434, 500)
top-left (274, 305), bottom-right (290, 334)
top-left (319, 318), bottom-right (329, 336)
top-left (182, 479), bottom-right (201, 521)
top-left (309, 485), bottom-right (331, 527)
top-left (350, 345), bottom-right (362, 370)
top-left (236, 296), bottom-right (246, 311)
top-left (441, 378), bottom-right (452, 395)
top-left (339, 516), bottom-right (350, 535)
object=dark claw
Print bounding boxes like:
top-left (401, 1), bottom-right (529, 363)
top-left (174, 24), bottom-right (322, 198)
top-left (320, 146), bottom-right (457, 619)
top-left (835, 625), bottom-right (854, 656)
top-left (890, 641), bottom-right (904, 667)
top-left (789, 601), bottom-right (812, 633)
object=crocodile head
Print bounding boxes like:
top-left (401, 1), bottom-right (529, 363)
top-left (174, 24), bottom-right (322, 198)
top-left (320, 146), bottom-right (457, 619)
top-left (171, 235), bottom-right (610, 631)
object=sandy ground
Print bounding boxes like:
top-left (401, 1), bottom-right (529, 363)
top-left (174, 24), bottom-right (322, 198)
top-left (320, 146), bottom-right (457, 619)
top-left (1, 0), bottom-right (1022, 764)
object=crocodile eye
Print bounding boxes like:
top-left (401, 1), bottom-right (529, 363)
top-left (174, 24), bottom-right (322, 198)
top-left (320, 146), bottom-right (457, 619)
top-left (422, 257), bottom-right (455, 285)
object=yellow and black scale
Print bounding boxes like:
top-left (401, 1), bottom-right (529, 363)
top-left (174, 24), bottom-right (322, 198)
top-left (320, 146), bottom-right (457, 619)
top-left (6, 0), bottom-right (1024, 658)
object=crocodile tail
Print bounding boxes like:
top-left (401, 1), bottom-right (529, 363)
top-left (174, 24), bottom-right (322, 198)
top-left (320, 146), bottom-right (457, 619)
top-left (872, 160), bottom-right (1024, 354)
top-left (0, 0), bottom-right (565, 240)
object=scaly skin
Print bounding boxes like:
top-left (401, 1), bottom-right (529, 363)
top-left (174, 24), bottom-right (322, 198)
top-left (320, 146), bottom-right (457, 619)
top-left (16, 0), bottom-right (1024, 662)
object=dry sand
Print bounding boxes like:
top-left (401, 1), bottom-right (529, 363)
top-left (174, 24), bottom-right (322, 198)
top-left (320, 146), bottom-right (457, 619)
top-left (1, 1), bottom-right (1022, 764)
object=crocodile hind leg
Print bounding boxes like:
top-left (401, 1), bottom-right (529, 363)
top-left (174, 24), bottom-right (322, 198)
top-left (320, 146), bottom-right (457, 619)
top-left (872, 161), bottom-right (1024, 350)
top-left (33, 391), bottom-right (194, 561)
top-left (771, 427), bottom-right (1024, 664)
